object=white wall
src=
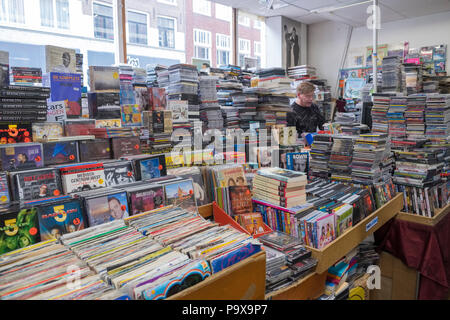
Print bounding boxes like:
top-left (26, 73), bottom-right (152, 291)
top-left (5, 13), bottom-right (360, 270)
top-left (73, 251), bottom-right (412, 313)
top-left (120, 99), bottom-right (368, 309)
top-left (308, 11), bottom-right (450, 97)
top-left (266, 16), bottom-right (283, 68)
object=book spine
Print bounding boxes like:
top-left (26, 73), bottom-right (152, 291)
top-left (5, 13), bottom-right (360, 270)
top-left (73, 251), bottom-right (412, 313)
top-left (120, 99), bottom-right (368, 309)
top-left (424, 187), bottom-right (431, 218)
top-left (0, 115), bottom-right (47, 121)
top-left (0, 103), bottom-right (48, 109)
top-left (0, 110), bottom-right (48, 115)
top-left (418, 189), bottom-right (425, 216)
top-left (413, 187), bottom-right (419, 215)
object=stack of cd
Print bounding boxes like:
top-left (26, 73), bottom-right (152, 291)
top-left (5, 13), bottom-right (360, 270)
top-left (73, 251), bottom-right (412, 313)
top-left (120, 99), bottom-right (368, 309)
top-left (0, 85), bottom-right (50, 122)
top-left (146, 64), bottom-right (167, 88)
top-left (309, 134), bottom-right (333, 179)
top-left (404, 63), bottom-right (423, 95)
top-left (118, 64), bottom-right (135, 105)
top-left (371, 93), bottom-right (393, 134)
top-left (381, 56), bottom-right (405, 94)
top-left (168, 64), bottom-right (199, 96)
top-left (405, 95), bottom-right (426, 139)
top-left (387, 95), bottom-right (407, 138)
top-left (328, 135), bottom-right (355, 182)
top-left (350, 133), bottom-right (390, 184)
top-left (133, 67), bottom-right (147, 86)
top-left (157, 68), bottom-right (170, 90)
top-left (425, 94), bottom-right (450, 139)
top-left (198, 76), bottom-right (223, 131)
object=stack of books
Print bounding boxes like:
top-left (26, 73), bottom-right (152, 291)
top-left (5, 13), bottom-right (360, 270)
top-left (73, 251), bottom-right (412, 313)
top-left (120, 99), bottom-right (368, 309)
top-left (425, 94), bottom-right (450, 139)
top-left (198, 76), bottom-right (223, 131)
top-left (252, 167), bottom-right (308, 208)
top-left (371, 93), bottom-right (393, 134)
top-left (328, 135), bottom-right (355, 183)
top-left (287, 65), bottom-right (317, 80)
top-left (381, 56), bottom-right (405, 94)
top-left (0, 85), bottom-right (50, 122)
top-left (309, 134), bottom-right (333, 179)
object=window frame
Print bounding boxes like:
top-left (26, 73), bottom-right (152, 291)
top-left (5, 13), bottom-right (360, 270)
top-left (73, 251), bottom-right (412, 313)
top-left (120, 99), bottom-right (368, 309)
top-left (192, 0), bottom-right (211, 17)
top-left (157, 0), bottom-right (177, 6)
top-left (93, 1), bottom-right (114, 41)
top-left (127, 9), bottom-right (148, 45)
top-left (193, 28), bottom-right (211, 60)
top-left (2, 0), bottom-right (25, 24)
top-left (157, 15), bottom-right (176, 49)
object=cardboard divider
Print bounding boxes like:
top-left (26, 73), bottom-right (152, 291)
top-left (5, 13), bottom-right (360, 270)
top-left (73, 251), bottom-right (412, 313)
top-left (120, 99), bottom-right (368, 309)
top-left (211, 201), bottom-right (273, 238)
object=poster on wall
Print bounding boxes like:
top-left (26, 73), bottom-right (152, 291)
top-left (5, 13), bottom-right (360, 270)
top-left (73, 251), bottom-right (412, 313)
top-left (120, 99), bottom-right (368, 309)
top-left (366, 44), bottom-right (388, 67)
top-left (344, 78), bottom-right (366, 99)
top-left (281, 17), bottom-right (306, 70)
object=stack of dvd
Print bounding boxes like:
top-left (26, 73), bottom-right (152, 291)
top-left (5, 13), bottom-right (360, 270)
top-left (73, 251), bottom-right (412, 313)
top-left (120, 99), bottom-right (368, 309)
top-left (405, 95), bottom-right (427, 139)
top-left (198, 76), bottom-right (223, 131)
top-left (404, 63), bottom-right (423, 95)
top-left (118, 64), bottom-right (135, 105)
top-left (0, 85), bottom-right (50, 122)
top-left (168, 64), bottom-right (199, 96)
top-left (371, 93), bottom-right (393, 134)
top-left (309, 134), bottom-right (333, 179)
top-left (328, 135), bottom-right (356, 182)
top-left (133, 67), bottom-right (147, 86)
top-left (381, 56), bottom-right (405, 94)
top-left (146, 64), bottom-right (167, 88)
top-left (156, 67), bottom-right (170, 90)
top-left (425, 94), bottom-right (450, 139)
top-left (259, 231), bottom-right (317, 293)
top-left (387, 95), bottom-right (407, 138)
top-left (350, 133), bottom-right (391, 185)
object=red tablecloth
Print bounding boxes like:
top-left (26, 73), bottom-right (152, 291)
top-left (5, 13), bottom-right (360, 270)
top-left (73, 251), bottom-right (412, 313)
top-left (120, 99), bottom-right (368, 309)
top-left (375, 213), bottom-right (450, 300)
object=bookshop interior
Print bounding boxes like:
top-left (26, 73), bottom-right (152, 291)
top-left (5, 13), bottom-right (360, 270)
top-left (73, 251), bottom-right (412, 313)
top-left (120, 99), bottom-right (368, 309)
top-left (1, 0), bottom-right (450, 302)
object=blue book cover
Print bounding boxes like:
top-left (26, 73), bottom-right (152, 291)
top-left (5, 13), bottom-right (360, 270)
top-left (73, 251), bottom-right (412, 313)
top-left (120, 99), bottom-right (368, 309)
top-left (48, 72), bottom-right (82, 117)
top-left (286, 152), bottom-right (309, 173)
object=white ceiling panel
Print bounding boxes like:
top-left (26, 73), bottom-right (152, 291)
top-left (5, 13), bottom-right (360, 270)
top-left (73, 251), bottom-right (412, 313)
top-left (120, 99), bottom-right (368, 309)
top-left (210, 0), bottom-right (450, 25)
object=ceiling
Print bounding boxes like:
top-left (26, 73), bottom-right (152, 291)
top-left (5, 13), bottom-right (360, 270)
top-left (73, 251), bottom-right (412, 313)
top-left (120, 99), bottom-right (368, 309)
top-left (211, 0), bottom-right (450, 26)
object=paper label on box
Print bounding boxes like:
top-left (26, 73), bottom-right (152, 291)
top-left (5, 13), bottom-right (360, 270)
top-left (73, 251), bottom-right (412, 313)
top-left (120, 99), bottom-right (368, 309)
top-left (366, 216), bottom-right (378, 232)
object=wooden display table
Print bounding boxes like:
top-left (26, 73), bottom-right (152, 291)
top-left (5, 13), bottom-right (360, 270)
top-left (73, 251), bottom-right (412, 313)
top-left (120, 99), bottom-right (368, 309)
top-left (266, 271), bottom-right (327, 300)
top-left (396, 202), bottom-right (450, 227)
top-left (307, 193), bottom-right (403, 274)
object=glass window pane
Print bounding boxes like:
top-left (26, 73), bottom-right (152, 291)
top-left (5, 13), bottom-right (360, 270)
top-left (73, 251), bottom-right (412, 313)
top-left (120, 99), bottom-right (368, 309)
top-left (9, 0), bottom-right (25, 23)
top-left (94, 3), bottom-right (114, 40)
top-left (40, 0), bottom-right (54, 27)
top-left (56, 0), bottom-right (70, 29)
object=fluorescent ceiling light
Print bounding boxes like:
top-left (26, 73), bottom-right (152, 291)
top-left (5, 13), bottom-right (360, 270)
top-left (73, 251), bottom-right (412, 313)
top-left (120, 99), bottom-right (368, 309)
top-left (310, 0), bottom-right (373, 14)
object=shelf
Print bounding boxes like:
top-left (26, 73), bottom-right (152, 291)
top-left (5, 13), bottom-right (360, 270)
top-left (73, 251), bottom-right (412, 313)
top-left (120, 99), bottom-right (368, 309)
top-left (266, 271), bottom-right (327, 300)
top-left (396, 202), bottom-right (450, 227)
top-left (169, 250), bottom-right (266, 300)
top-left (306, 193), bottom-right (403, 274)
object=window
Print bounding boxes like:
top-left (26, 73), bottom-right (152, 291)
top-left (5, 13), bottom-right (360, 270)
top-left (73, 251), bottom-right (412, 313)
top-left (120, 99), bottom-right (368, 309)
top-left (254, 19), bottom-right (262, 29)
top-left (194, 29), bottom-right (211, 60)
top-left (254, 41), bottom-right (262, 56)
top-left (193, 0), bottom-right (211, 16)
top-left (56, 0), bottom-right (70, 29)
top-left (40, 0), bottom-right (54, 27)
top-left (128, 11), bottom-right (147, 45)
top-left (158, 16), bottom-right (175, 48)
top-left (93, 2), bottom-right (114, 40)
top-left (216, 34), bottom-right (230, 67)
top-left (157, 0), bottom-right (177, 5)
top-left (238, 13), bottom-right (250, 27)
top-left (215, 3), bottom-right (231, 21)
top-left (3, 0), bottom-right (25, 24)
top-left (239, 38), bottom-right (250, 67)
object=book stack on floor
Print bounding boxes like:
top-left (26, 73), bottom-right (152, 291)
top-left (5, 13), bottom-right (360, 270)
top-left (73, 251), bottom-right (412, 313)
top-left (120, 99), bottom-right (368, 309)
top-left (387, 96), bottom-right (407, 138)
top-left (257, 94), bottom-right (291, 127)
top-left (425, 94), bottom-right (450, 139)
top-left (252, 167), bottom-right (308, 209)
top-left (198, 76), bottom-right (223, 131)
top-left (309, 134), bottom-right (333, 179)
top-left (259, 231), bottom-right (317, 294)
top-left (0, 85), bottom-right (50, 123)
top-left (405, 95), bottom-right (427, 139)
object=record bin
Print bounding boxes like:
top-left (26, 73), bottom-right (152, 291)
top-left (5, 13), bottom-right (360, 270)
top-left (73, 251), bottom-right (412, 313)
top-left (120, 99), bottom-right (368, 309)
top-left (396, 201), bottom-right (450, 227)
